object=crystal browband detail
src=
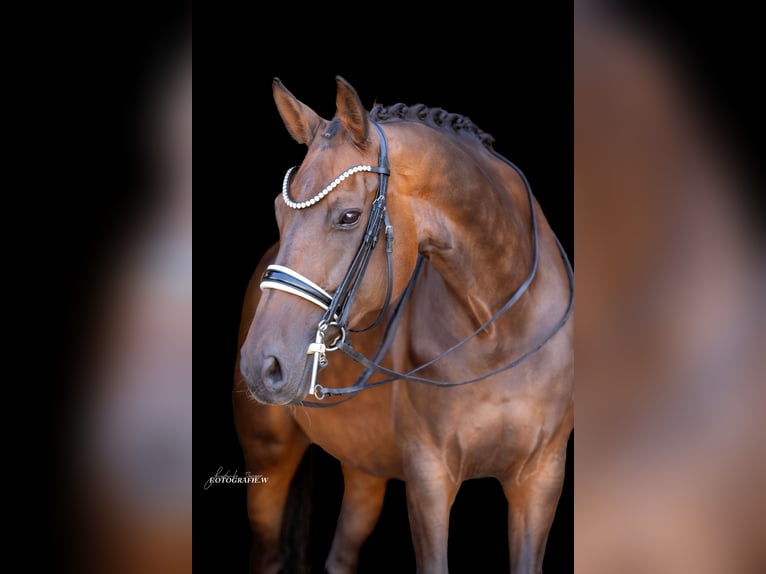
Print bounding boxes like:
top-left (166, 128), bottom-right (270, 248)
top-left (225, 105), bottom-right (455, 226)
top-left (281, 165), bottom-right (381, 210)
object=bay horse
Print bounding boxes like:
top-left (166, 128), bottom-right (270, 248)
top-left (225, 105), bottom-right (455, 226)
top-left (237, 76), bottom-right (573, 573)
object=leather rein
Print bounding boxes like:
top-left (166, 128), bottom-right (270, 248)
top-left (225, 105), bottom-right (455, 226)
top-left (260, 121), bottom-right (573, 405)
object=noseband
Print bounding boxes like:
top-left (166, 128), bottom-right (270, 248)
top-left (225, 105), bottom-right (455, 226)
top-left (260, 122), bottom-right (394, 398)
top-left (260, 122), bottom-right (574, 403)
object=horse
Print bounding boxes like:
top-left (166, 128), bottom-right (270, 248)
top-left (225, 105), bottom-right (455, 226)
top-left (238, 76), bottom-right (573, 573)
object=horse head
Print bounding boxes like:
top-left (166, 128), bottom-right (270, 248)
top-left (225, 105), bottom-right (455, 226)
top-left (240, 77), bottom-right (418, 404)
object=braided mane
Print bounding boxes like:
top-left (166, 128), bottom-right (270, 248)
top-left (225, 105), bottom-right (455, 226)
top-left (370, 103), bottom-right (496, 150)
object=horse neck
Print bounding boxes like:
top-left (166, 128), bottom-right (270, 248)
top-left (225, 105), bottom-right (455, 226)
top-left (395, 125), bottom-right (540, 336)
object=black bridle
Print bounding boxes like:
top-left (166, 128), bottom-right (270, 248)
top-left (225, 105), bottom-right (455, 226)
top-left (260, 121), bottom-right (573, 403)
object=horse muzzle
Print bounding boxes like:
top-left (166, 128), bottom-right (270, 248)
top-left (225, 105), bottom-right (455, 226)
top-left (240, 341), bottom-right (316, 405)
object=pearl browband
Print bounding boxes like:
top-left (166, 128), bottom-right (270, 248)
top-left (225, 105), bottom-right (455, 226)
top-left (281, 164), bottom-right (387, 209)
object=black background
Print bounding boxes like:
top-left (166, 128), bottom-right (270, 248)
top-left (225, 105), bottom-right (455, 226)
top-left (198, 10), bottom-right (574, 574)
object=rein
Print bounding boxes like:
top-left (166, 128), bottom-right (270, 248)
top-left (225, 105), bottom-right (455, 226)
top-left (260, 122), bottom-right (573, 404)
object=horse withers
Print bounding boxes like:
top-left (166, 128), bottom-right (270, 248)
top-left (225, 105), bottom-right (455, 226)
top-left (238, 76), bottom-right (573, 573)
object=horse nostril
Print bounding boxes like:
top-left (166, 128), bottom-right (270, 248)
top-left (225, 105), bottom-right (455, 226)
top-left (261, 355), bottom-right (284, 390)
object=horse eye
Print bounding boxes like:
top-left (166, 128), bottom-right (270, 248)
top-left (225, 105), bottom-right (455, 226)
top-left (338, 210), bottom-right (361, 226)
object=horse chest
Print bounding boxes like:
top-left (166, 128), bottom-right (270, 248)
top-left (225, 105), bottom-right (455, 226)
top-left (293, 398), bottom-right (404, 478)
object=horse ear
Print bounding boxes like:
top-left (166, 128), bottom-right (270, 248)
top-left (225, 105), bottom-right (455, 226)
top-left (335, 76), bottom-right (369, 146)
top-left (273, 78), bottom-right (323, 145)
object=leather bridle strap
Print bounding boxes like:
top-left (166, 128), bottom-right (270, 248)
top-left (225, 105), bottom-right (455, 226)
top-left (326, 235), bottom-right (573, 393)
top-left (298, 255), bottom-right (424, 408)
top-left (322, 122), bottom-right (393, 333)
